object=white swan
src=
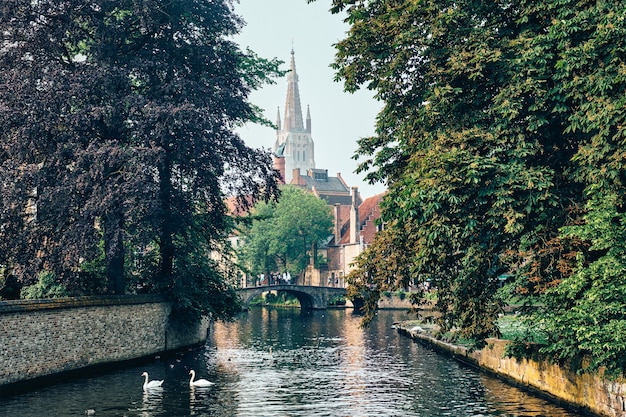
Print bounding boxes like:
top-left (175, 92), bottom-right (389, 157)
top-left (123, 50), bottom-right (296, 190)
top-left (189, 370), bottom-right (214, 387)
top-left (141, 371), bottom-right (164, 389)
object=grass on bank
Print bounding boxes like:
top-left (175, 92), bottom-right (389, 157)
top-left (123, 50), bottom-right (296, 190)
top-left (248, 291), bottom-right (301, 307)
top-left (399, 311), bottom-right (546, 351)
top-left (248, 291), bottom-right (347, 308)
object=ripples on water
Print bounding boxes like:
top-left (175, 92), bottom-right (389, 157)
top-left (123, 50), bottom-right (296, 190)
top-left (0, 308), bottom-right (587, 417)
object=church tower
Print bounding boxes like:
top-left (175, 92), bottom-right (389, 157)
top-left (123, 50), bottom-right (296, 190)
top-left (274, 50), bottom-right (315, 183)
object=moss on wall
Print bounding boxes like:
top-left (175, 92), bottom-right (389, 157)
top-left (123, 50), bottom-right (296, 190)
top-left (398, 325), bottom-right (626, 417)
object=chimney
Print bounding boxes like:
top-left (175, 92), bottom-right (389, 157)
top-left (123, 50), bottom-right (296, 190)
top-left (292, 168), bottom-right (301, 185)
top-left (334, 203), bottom-right (341, 244)
top-left (336, 172), bottom-right (348, 188)
top-left (350, 186), bottom-right (360, 244)
top-left (273, 155), bottom-right (286, 184)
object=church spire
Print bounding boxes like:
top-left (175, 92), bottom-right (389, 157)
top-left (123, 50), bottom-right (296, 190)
top-left (283, 49), bottom-right (304, 132)
top-left (273, 49), bottom-right (315, 183)
top-left (276, 106), bottom-right (281, 131)
top-left (306, 104), bottom-right (311, 133)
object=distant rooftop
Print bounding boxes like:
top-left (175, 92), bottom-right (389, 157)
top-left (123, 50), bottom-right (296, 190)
top-left (290, 168), bottom-right (366, 207)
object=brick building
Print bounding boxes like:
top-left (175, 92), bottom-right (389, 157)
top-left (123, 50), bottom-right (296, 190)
top-left (272, 50), bottom-right (385, 287)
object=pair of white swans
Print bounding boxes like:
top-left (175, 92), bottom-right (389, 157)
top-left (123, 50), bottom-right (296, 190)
top-left (141, 370), bottom-right (214, 389)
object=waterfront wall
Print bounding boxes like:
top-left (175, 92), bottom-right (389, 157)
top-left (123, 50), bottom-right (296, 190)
top-left (378, 293), bottom-right (414, 309)
top-left (0, 295), bottom-right (210, 389)
top-left (398, 326), bottom-right (626, 417)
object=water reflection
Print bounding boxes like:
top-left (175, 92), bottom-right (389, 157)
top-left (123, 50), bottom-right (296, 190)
top-left (189, 386), bottom-right (213, 415)
top-left (140, 387), bottom-right (163, 416)
top-left (0, 308), bottom-right (586, 417)
top-left (206, 309), bottom-right (584, 417)
top-left (480, 373), bottom-right (580, 416)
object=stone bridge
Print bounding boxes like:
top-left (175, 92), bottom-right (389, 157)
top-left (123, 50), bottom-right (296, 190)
top-left (237, 284), bottom-right (348, 310)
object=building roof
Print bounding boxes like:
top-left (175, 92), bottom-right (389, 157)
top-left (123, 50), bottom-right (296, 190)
top-left (319, 194), bottom-right (353, 206)
top-left (225, 195), bottom-right (255, 217)
top-left (338, 192), bottom-right (385, 245)
top-left (290, 168), bottom-right (364, 205)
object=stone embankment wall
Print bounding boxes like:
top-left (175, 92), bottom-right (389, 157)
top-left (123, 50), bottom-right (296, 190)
top-left (398, 325), bottom-right (626, 417)
top-left (0, 295), bottom-right (209, 389)
top-left (377, 293), bottom-right (436, 310)
top-left (378, 292), bottom-right (414, 310)
top-left (377, 293), bottom-right (414, 309)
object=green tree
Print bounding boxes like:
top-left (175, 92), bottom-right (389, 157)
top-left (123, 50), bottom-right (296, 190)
top-left (238, 202), bottom-right (279, 278)
top-left (517, 1), bottom-right (626, 375)
top-left (323, 0), bottom-right (626, 372)
top-left (20, 271), bottom-right (70, 300)
top-left (539, 193), bottom-right (626, 375)
top-left (239, 185), bottom-right (333, 280)
top-left (0, 0), bottom-right (281, 318)
top-left (323, 0), bottom-right (578, 343)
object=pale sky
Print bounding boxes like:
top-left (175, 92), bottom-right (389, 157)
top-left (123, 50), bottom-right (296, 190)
top-left (233, 0), bottom-right (387, 198)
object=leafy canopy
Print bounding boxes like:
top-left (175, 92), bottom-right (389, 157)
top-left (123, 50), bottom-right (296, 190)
top-left (238, 185), bottom-right (334, 279)
top-left (0, 0), bottom-right (282, 319)
top-left (320, 0), bottom-right (626, 374)
top-left (327, 0), bottom-right (572, 343)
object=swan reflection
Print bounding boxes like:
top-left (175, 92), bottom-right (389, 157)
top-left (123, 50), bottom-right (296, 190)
top-left (140, 386), bottom-right (163, 417)
top-left (189, 386), bottom-right (213, 415)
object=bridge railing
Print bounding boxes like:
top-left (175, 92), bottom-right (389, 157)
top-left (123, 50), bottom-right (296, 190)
top-left (239, 282), bottom-right (347, 290)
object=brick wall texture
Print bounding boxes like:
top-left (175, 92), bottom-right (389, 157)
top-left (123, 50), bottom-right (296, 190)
top-left (0, 295), bottom-right (209, 387)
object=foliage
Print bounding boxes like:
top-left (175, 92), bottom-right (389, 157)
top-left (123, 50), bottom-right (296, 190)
top-left (238, 185), bottom-right (334, 278)
top-left (20, 271), bottom-right (70, 300)
top-left (0, 274), bottom-right (20, 300)
top-left (167, 240), bottom-right (241, 322)
top-left (248, 291), bottom-right (300, 307)
top-left (497, 314), bottom-right (547, 345)
top-left (328, 295), bottom-right (346, 306)
top-left (537, 194), bottom-right (626, 376)
top-left (510, 1), bottom-right (626, 376)
top-left (0, 0), bottom-right (282, 319)
top-left (0, 266), bottom-right (20, 300)
top-left (338, 0), bottom-right (568, 342)
top-left (322, 0), bottom-right (626, 372)
top-left (237, 201), bottom-right (279, 277)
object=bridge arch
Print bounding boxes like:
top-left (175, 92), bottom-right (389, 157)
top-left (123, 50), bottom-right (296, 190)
top-left (237, 285), bottom-right (347, 310)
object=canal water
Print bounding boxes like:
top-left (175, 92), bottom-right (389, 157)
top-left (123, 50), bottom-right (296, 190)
top-left (0, 308), bottom-right (587, 417)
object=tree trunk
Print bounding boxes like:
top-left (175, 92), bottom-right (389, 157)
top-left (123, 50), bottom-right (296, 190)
top-left (158, 161), bottom-right (174, 281)
top-left (104, 209), bottom-right (125, 294)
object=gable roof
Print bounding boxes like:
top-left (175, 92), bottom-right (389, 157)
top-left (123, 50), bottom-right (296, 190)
top-left (338, 192), bottom-right (385, 245)
top-left (291, 169), bottom-right (364, 206)
top-left (225, 195), bottom-right (255, 217)
top-left (292, 169), bottom-right (348, 191)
